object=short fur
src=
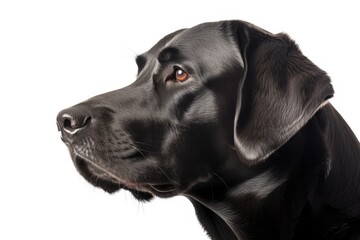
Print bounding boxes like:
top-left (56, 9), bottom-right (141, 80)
top-left (57, 20), bottom-right (360, 240)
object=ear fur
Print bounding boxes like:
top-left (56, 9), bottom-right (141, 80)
top-left (231, 21), bottom-right (334, 164)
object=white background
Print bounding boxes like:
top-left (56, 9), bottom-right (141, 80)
top-left (0, 0), bottom-right (359, 239)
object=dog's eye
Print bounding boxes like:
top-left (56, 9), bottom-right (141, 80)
top-left (174, 68), bottom-right (189, 82)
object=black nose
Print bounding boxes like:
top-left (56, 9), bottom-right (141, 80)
top-left (57, 106), bottom-right (92, 135)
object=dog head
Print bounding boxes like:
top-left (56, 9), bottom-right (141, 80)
top-left (57, 21), bottom-right (333, 200)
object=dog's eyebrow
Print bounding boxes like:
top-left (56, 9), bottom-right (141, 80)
top-left (158, 47), bottom-right (181, 64)
top-left (135, 55), bottom-right (147, 73)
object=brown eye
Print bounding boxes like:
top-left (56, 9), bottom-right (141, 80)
top-left (175, 68), bottom-right (189, 82)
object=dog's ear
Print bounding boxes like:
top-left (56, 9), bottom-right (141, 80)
top-left (230, 21), bottom-right (334, 164)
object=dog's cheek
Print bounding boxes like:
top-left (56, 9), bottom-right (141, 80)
top-left (174, 125), bottom-right (219, 180)
top-left (183, 92), bottom-right (218, 124)
top-left (124, 119), bottom-right (168, 155)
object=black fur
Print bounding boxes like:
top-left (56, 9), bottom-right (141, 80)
top-left (57, 20), bottom-right (360, 239)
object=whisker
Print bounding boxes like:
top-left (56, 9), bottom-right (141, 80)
top-left (129, 144), bottom-right (146, 158)
top-left (131, 140), bottom-right (156, 148)
top-left (211, 172), bottom-right (229, 190)
top-left (151, 160), bottom-right (176, 188)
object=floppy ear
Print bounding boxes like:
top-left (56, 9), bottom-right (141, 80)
top-left (231, 21), bottom-right (334, 164)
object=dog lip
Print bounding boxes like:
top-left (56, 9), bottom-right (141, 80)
top-left (73, 154), bottom-right (124, 183)
top-left (73, 153), bottom-right (152, 193)
top-left (148, 183), bottom-right (177, 193)
top-left (71, 150), bottom-right (177, 196)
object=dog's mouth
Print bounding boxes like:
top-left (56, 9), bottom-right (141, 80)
top-left (72, 152), bottom-right (178, 199)
top-left (72, 155), bottom-right (123, 193)
top-left (148, 183), bottom-right (177, 193)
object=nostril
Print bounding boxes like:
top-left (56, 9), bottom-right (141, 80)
top-left (63, 118), bottom-right (72, 129)
top-left (57, 110), bottom-right (92, 135)
top-left (81, 116), bottom-right (92, 128)
top-left (64, 115), bottom-right (91, 129)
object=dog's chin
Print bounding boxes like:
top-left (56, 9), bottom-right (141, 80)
top-left (126, 188), bottom-right (154, 202)
top-left (72, 155), bottom-right (154, 201)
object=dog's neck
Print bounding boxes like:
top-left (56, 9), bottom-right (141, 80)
top-left (185, 108), bottom-right (333, 240)
top-left (185, 155), bottom-right (289, 239)
top-left (185, 104), bottom-right (360, 240)
top-left (186, 164), bottom-right (288, 239)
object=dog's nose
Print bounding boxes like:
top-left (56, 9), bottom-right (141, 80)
top-left (57, 106), bottom-right (92, 135)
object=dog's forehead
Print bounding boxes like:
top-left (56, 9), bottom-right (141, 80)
top-left (146, 22), bottom-right (243, 74)
top-left (170, 22), bottom-right (227, 46)
top-left (167, 22), bottom-right (236, 56)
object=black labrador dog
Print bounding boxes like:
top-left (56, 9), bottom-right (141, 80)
top-left (57, 20), bottom-right (360, 239)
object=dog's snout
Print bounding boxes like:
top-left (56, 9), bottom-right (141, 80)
top-left (57, 106), bottom-right (92, 135)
